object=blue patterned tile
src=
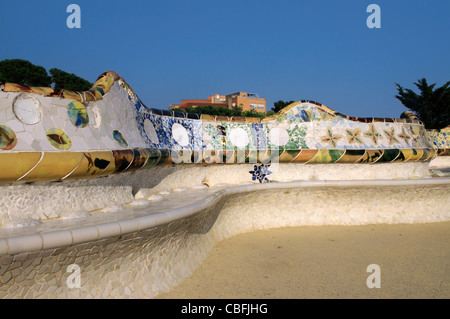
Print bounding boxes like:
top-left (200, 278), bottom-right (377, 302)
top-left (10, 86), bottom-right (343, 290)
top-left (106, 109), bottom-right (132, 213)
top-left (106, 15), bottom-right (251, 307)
top-left (251, 123), bottom-right (267, 150)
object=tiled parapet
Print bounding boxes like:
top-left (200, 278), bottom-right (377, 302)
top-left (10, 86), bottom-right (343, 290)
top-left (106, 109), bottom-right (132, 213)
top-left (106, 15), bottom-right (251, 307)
top-left (426, 126), bottom-right (450, 155)
top-left (0, 71), bottom-right (439, 184)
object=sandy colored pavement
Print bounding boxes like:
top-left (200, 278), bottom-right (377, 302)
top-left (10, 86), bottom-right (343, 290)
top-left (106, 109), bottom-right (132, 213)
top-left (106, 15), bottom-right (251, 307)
top-left (157, 222), bottom-right (449, 299)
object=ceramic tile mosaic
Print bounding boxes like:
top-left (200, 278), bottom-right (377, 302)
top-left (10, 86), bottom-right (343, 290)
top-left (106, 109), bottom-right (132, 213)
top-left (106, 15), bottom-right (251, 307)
top-left (426, 127), bottom-right (449, 151)
top-left (0, 70), bottom-right (447, 187)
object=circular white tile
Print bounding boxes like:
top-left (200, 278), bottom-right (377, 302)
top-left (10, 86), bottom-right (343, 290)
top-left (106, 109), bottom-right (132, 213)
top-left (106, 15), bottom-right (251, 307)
top-left (12, 94), bottom-right (42, 125)
top-left (228, 127), bottom-right (249, 147)
top-left (172, 123), bottom-right (190, 147)
top-left (269, 127), bottom-right (290, 146)
top-left (144, 119), bottom-right (159, 144)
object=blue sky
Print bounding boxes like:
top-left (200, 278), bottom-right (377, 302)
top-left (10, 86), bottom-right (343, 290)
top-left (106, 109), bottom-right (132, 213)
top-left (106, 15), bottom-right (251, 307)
top-left (1, 0), bottom-right (449, 117)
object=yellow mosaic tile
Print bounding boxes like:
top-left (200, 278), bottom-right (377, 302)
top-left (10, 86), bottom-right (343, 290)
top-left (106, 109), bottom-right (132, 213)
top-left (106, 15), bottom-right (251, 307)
top-left (278, 150), bottom-right (301, 162)
top-left (92, 73), bottom-right (115, 94)
top-left (215, 115), bottom-right (231, 122)
top-left (230, 116), bottom-right (247, 123)
top-left (0, 152), bottom-right (43, 183)
top-left (200, 114), bottom-right (216, 121)
top-left (63, 151), bottom-right (115, 180)
top-left (357, 149), bottom-right (384, 164)
top-left (408, 149), bottom-right (424, 162)
top-left (46, 128), bottom-right (72, 150)
top-left (291, 149), bottom-right (318, 163)
top-left (335, 150), bottom-right (366, 163)
top-left (399, 149), bottom-right (414, 162)
top-left (245, 117), bottom-right (260, 123)
top-left (20, 152), bottom-right (83, 182)
top-left (306, 149), bottom-right (345, 164)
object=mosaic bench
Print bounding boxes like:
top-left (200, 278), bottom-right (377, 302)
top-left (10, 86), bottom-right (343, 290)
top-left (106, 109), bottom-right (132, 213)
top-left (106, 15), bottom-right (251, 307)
top-left (0, 71), bottom-right (447, 185)
top-left (0, 71), bottom-right (449, 298)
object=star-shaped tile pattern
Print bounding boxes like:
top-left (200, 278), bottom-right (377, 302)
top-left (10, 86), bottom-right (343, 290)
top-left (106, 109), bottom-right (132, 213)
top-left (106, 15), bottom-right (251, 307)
top-left (320, 128), bottom-right (343, 148)
top-left (383, 127), bottom-right (400, 145)
top-left (345, 128), bottom-right (364, 144)
top-left (408, 124), bottom-right (421, 145)
top-left (249, 164), bottom-right (272, 183)
top-left (363, 124), bottom-right (382, 145)
top-left (397, 126), bottom-right (411, 146)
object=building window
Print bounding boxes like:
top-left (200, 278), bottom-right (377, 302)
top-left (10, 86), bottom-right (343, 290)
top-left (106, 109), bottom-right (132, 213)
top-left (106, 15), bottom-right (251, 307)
top-left (257, 104), bottom-right (265, 109)
top-left (250, 103), bottom-right (257, 109)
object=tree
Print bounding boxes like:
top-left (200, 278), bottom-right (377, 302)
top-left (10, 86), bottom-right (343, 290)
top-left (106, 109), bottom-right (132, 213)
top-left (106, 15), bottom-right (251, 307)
top-left (0, 59), bottom-right (93, 91)
top-left (395, 78), bottom-right (450, 129)
top-left (184, 105), bottom-right (235, 116)
top-left (0, 59), bottom-right (51, 87)
top-left (242, 109), bottom-right (265, 118)
top-left (172, 104), bottom-right (273, 118)
top-left (49, 68), bottom-right (92, 91)
top-left (272, 100), bottom-right (295, 113)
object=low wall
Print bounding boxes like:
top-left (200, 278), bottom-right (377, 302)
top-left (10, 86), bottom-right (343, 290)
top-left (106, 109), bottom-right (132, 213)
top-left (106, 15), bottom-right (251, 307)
top-left (0, 177), bottom-right (449, 298)
top-left (0, 162), bottom-right (432, 228)
top-left (0, 71), bottom-right (439, 185)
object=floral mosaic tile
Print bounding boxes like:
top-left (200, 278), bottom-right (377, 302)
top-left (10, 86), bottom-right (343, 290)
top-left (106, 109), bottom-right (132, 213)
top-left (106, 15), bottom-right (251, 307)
top-left (249, 164), bottom-right (272, 183)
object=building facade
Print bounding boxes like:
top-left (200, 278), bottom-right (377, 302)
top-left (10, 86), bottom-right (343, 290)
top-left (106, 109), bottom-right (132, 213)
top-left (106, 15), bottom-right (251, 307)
top-left (170, 92), bottom-right (266, 113)
top-left (225, 92), bottom-right (266, 113)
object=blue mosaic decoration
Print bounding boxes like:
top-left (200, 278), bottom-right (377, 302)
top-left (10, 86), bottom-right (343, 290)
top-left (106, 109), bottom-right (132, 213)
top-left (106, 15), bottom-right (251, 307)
top-left (67, 101), bottom-right (89, 128)
top-left (113, 130), bottom-right (128, 148)
top-left (249, 164), bottom-right (272, 183)
top-left (251, 123), bottom-right (267, 150)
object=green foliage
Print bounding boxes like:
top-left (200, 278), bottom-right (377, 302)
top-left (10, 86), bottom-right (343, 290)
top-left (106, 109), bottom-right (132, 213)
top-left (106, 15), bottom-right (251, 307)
top-left (0, 59), bottom-right (51, 87)
top-left (242, 109), bottom-right (265, 118)
top-left (272, 100), bottom-right (295, 113)
top-left (0, 59), bottom-right (92, 91)
top-left (184, 105), bottom-right (242, 117)
top-left (395, 78), bottom-right (450, 129)
top-left (175, 104), bottom-right (273, 118)
top-left (231, 105), bottom-right (243, 116)
top-left (49, 68), bottom-right (93, 91)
